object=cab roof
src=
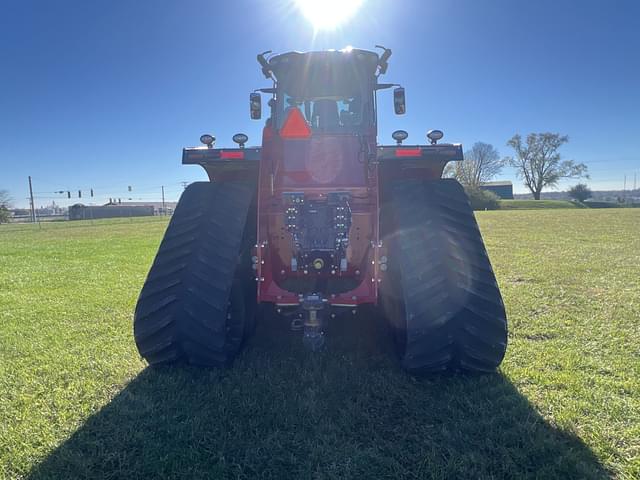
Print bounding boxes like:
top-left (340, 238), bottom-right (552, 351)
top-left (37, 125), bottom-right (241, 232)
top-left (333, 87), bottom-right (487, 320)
top-left (267, 49), bottom-right (380, 80)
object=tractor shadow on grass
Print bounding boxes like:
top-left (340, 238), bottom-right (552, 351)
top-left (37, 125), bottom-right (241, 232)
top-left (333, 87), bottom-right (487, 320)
top-left (28, 311), bottom-right (609, 480)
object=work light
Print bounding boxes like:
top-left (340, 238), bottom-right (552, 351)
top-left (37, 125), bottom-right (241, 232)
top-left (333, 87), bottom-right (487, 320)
top-left (427, 129), bottom-right (444, 144)
top-left (392, 130), bottom-right (408, 145)
top-left (200, 134), bottom-right (215, 147)
top-left (232, 133), bottom-right (249, 148)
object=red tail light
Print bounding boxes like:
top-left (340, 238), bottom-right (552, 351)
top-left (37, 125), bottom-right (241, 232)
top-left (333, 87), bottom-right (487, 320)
top-left (220, 150), bottom-right (244, 159)
top-left (395, 148), bottom-right (422, 157)
top-left (280, 108), bottom-right (312, 139)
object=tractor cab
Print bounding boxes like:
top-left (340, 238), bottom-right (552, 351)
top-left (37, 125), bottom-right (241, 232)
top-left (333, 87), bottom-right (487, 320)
top-left (253, 48), bottom-right (403, 136)
top-left (264, 49), bottom-right (379, 135)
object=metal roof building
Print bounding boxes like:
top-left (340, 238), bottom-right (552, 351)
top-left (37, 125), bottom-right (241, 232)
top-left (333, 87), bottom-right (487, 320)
top-left (109, 201), bottom-right (178, 215)
top-left (69, 204), bottom-right (154, 221)
top-left (480, 181), bottom-right (514, 199)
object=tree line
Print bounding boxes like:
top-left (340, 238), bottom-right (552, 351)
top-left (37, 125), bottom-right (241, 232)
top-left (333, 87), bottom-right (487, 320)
top-left (448, 132), bottom-right (589, 200)
top-left (0, 190), bottom-right (10, 223)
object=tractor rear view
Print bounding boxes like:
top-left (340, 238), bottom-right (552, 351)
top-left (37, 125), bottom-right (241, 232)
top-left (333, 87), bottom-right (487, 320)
top-left (133, 47), bottom-right (508, 373)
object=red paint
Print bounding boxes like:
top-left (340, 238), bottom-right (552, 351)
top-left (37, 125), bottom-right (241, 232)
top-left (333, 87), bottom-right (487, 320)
top-left (262, 124), bottom-right (273, 141)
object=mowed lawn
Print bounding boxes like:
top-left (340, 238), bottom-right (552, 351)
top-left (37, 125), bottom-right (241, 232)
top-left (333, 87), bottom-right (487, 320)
top-left (0, 210), bottom-right (638, 479)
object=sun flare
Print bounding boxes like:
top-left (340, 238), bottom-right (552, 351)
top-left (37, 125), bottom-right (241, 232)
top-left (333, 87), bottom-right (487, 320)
top-left (295, 0), bottom-right (364, 30)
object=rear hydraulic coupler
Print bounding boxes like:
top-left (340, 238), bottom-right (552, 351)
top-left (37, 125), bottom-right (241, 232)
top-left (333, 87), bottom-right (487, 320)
top-left (301, 293), bottom-right (326, 351)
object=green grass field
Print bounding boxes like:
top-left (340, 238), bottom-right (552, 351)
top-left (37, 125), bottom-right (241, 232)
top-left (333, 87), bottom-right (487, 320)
top-left (499, 199), bottom-right (584, 209)
top-left (1, 211), bottom-right (639, 479)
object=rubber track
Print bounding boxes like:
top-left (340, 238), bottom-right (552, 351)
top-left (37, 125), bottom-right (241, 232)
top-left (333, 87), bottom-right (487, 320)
top-left (383, 179), bottom-right (508, 373)
top-left (133, 181), bottom-right (255, 366)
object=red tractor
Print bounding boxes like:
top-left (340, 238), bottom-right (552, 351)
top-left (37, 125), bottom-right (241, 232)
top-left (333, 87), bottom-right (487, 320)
top-left (134, 47), bottom-right (508, 373)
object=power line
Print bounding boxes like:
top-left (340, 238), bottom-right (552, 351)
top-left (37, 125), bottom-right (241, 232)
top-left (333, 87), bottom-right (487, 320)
top-left (31, 180), bottom-right (188, 194)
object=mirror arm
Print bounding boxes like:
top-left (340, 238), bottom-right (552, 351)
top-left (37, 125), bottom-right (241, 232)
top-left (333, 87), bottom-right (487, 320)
top-left (375, 83), bottom-right (400, 91)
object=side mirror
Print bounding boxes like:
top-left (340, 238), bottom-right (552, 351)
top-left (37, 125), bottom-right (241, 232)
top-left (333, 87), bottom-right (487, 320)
top-left (250, 93), bottom-right (262, 120)
top-left (393, 87), bottom-right (406, 115)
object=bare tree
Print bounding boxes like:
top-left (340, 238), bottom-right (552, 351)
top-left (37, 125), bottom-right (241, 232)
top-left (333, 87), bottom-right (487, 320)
top-left (506, 133), bottom-right (588, 200)
top-left (448, 142), bottom-right (504, 187)
top-left (0, 190), bottom-right (11, 223)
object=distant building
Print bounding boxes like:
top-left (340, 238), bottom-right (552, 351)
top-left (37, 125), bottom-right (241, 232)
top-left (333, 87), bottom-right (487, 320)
top-left (480, 181), bottom-right (514, 199)
top-left (69, 204), bottom-right (154, 221)
top-left (115, 201), bottom-right (178, 216)
top-left (10, 208), bottom-right (30, 217)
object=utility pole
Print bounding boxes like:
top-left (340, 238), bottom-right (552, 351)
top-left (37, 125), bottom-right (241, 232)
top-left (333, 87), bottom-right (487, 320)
top-left (634, 173), bottom-right (637, 191)
top-left (161, 186), bottom-right (166, 216)
top-left (28, 176), bottom-right (36, 223)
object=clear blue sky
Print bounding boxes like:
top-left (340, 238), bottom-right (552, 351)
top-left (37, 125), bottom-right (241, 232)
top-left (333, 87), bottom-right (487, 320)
top-left (1, 0), bottom-right (639, 207)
